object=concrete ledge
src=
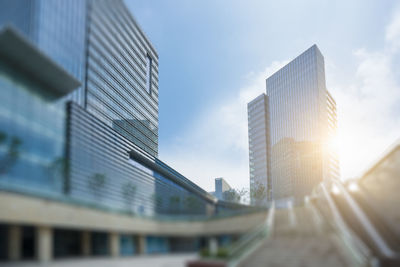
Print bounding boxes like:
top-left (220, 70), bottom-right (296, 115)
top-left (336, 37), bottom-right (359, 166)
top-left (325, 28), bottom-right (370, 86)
top-left (0, 192), bottom-right (267, 236)
top-left (0, 26), bottom-right (81, 95)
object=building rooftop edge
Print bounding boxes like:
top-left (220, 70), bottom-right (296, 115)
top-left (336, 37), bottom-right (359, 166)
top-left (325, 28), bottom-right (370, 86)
top-left (122, 0), bottom-right (159, 59)
top-left (248, 93), bottom-right (267, 106)
top-left (265, 44), bottom-right (322, 83)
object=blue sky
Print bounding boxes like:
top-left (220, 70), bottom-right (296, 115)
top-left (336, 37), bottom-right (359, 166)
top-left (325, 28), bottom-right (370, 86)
top-left (126, 0), bottom-right (400, 191)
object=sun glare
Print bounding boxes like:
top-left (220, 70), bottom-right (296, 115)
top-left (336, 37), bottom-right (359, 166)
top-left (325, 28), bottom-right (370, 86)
top-left (347, 182), bottom-right (359, 192)
top-left (326, 134), bottom-right (340, 155)
top-left (332, 185), bottom-right (341, 195)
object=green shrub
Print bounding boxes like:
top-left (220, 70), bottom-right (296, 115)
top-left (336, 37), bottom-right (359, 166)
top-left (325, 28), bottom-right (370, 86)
top-left (200, 248), bottom-right (210, 257)
top-left (200, 247), bottom-right (229, 259)
top-left (216, 247), bottom-right (229, 258)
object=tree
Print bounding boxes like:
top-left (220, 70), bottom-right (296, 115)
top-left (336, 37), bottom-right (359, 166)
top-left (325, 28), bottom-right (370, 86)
top-left (220, 187), bottom-right (250, 204)
top-left (151, 194), bottom-right (164, 213)
top-left (251, 181), bottom-right (268, 206)
top-left (88, 173), bottom-right (106, 200)
top-left (47, 157), bottom-right (69, 191)
top-left (236, 188), bottom-right (249, 204)
top-left (169, 195), bottom-right (181, 213)
top-left (222, 189), bottom-right (241, 203)
top-left (122, 181), bottom-right (136, 211)
top-left (185, 195), bottom-right (201, 212)
top-left (0, 131), bottom-right (22, 175)
top-left (152, 194), bottom-right (163, 207)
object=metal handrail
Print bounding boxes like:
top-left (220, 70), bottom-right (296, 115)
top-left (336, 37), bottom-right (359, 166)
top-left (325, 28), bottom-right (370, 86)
top-left (331, 179), bottom-right (400, 259)
top-left (304, 196), bottom-right (323, 234)
top-left (226, 201), bottom-right (275, 266)
top-left (319, 183), bottom-right (373, 265)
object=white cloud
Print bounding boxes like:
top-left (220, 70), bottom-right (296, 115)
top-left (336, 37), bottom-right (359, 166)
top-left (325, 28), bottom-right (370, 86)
top-left (160, 61), bottom-right (288, 191)
top-left (329, 7), bottom-right (400, 179)
top-left (385, 7), bottom-right (400, 52)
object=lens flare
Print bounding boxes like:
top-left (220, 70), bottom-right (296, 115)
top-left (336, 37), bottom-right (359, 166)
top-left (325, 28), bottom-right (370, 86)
top-left (332, 185), bottom-right (340, 195)
top-left (348, 182), bottom-right (359, 192)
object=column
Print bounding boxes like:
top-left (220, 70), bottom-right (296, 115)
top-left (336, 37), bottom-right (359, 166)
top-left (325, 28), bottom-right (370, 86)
top-left (8, 225), bottom-right (21, 261)
top-left (209, 237), bottom-right (218, 256)
top-left (109, 232), bottom-right (119, 257)
top-left (36, 226), bottom-right (52, 262)
top-left (81, 231), bottom-right (91, 256)
top-left (137, 235), bottom-right (146, 254)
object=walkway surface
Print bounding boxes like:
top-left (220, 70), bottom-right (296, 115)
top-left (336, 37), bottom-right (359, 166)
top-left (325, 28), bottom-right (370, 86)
top-left (2, 253), bottom-right (197, 267)
top-left (239, 206), bottom-right (355, 267)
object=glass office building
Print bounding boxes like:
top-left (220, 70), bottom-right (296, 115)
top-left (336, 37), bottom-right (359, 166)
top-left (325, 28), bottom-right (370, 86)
top-left (248, 94), bottom-right (271, 205)
top-left (326, 90), bottom-right (340, 180)
top-left (0, 27), bottom-right (81, 196)
top-left (0, 0), bottom-right (159, 157)
top-left (0, 0), bottom-right (218, 217)
top-left (265, 45), bottom-right (339, 202)
top-left (0, 0), bottom-right (87, 105)
top-left (86, 0), bottom-right (159, 157)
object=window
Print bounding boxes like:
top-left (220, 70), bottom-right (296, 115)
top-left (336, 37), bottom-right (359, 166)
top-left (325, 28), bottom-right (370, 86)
top-left (146, 54), bottom-right (152, 94)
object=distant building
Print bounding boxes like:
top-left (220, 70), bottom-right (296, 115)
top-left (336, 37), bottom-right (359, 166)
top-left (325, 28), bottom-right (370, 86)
top-left (248, 94), bottom-right (270, 205)
top-left (266, 45), bottom-right (339, 202)
top-left (210, 178), bottom-right (238, 202)
top-left (215, 177), bottom-right (232, 199)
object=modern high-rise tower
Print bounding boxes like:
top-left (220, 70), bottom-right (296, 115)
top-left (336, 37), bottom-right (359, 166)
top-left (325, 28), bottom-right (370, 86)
top-left (266, 45), bottom-right (339, 202)
top-left (248, 94), bottom-right (271, 205)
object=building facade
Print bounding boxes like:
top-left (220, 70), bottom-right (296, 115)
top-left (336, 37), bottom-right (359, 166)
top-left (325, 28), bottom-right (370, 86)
top-left (0, 0), bottom-right (159, 157)
top-left (265, 45), bottom-right (339, 202)
top-left (85, 0), bottom-right (159, 157)
top-left (326, 90), bottom-right (340, 180)
top-left (0, 0), bottom-right (163, 215)
top-left (0, 27), bottom-right (81, 199)
top-left (248, 94), bottom-right (271, 205)
top-left (0, 0), bottom-right (87, 105)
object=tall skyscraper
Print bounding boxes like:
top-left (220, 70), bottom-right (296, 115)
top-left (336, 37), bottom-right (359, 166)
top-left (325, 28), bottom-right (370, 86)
top-left (0, 0), bottom-right (159, 157)
top-left (248, 94), bottom-right (271, 205)
top-left (265, 45), bottom-right (339, 202)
